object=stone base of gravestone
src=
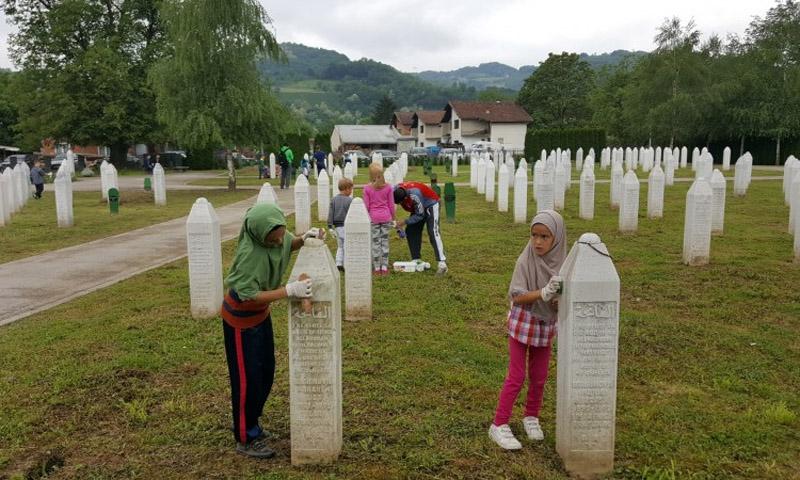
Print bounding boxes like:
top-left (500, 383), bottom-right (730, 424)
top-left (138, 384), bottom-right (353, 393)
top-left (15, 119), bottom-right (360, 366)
top-left (288, 238), bottom-right (342, 465)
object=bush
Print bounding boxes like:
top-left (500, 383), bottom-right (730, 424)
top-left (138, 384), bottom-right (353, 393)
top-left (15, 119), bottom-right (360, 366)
top-left (525, 127), bottom-right (607, 159)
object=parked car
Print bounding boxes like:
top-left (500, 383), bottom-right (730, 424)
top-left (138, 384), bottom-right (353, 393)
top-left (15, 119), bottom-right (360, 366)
top-left (439, 148), bottom-right (460, 157)
top-left (1, 154), bottom-right (32, 171)
top-left (408, 147), bottom-right (429, 158)
top-left (469, 141), bottom-right (503, 152)
top-left (425, 145), bottom-right (441, 156)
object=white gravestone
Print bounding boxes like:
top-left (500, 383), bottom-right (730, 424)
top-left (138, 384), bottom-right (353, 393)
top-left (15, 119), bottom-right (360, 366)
top-left (619, 170), bottom-right (639, 233)
top-left (683, 179), bottom-right (713, 266)
top-left (680, 147), bottom-right (688, 169)
top-left (108, 163), bottom-right (119, 196)
top-left (1, 169), bottom-right (13, 219)
top-left (783, 155), bottom-right (799, 205)
top-left (344, 198), bottom-right (372, 321)
top-left (343, 162), bottom-right (354, 181)
top-left (100, 160), bottom-right (110, 200)
top-left (576, 148), bottom-right (584, 171)
top-left (186, 198), bottom-right (223, 318)
top-left (270, 153), bottom-right (276, 179)
top-left (317, 170), bottom-right (330, 221)
top-left (790, 171), bottom-right (800, 233)
top-left (513, 166), bottom-right (527, 223)
top-left (691, 147), bottom-right (700, 171)
top-left (610, 162), bottom-right (623, 209)
top-left (498, 164), bottom-right (509, 212)
top-left (54, 165), bottom-right (74, 228)
top-left (711, 169), bottom-right (726, 235)
top-left (0, 173), bottom-right (6, 226)
top-left (556, 232), bottom-right (620, 479)
top-left (294, 174), bottom-right (311, 235)
top-left (11, 166), bottom-right (23, 212)
top-left (470, 157), bottom-right (477, 188)
top-left (647, 164), bottom-right (665, 219)
top-left (256, 182), bottom-right (279, 206)
top-left (794, 183), bottom-right (800, 261)
top-left (153, 163), bottom-right (167, 206)
top-left (451, 153), bottom-right (458, 177)
top-left (332, 166), bottom-right (343, 199)
top-left (536, 165), bottom-right (555, 213)
top-left (65, 149), bottom-right (75, 177)
top-left (554, 162), bottom-right (566, 210)
top-left (664, 151), bottom-right (675, 186)
top-left (485, 160), bottom-right (495, 202)
top-left (722, 147), bottom-right (731, 171)
top-left (477, 159), bottom-right (486, 194)
top-left (579, 164), bottom-right (595, 221)
top-left (287, 238), bottom-right (343, 465)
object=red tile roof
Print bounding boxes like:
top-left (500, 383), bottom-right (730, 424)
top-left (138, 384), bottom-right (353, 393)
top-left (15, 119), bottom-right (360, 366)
top-left (392, 111), bottom-right (415, 127)
top-left (413, 110), bottom-right (446, 126)
top-left (447, 101), bottom-right (532, 124)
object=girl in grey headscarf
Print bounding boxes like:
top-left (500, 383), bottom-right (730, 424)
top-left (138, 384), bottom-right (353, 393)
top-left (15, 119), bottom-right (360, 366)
top-left (489, 210), bottom-right (566, 450)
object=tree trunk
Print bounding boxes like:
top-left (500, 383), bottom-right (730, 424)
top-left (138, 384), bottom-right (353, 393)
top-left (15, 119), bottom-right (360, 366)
top-left (775, 136), bottom-right (781, 166)
top-left (227, 155), bottom-right (236, 191)
top-left (110, 142), bottom-right (128, 169)
top-left (739, 135), bottom-right (745, 158)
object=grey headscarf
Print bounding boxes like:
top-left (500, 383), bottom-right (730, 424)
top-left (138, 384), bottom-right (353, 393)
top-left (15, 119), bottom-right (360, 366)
top-left (508, 210), bottom-right (567, 320)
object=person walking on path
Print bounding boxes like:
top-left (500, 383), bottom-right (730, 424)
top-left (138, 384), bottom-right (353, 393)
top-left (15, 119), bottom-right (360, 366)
top-left (488, 210), bottom-right (566, 450)
top-left (278, 143), bottom-right (294, 189)
top-left (313, 149), bottom-right (327, 174)
top-left (30, 161), bottom-right (46, 199)
top-left (363, 163), bottom-right (395, 275)
top-left (220, 203), bottom-right (325, 458)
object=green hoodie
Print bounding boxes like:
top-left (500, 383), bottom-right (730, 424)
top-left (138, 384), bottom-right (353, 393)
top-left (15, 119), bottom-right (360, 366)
top-left (225, 203), bottom-right (295, 300)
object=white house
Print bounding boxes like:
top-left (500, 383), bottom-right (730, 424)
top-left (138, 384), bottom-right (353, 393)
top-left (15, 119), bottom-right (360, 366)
top-left (441, 101), bottom-right (532, 151)
top-left (411, 111), bottom-right (446, 148)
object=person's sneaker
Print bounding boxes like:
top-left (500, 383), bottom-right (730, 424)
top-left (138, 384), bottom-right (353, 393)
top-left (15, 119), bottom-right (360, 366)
top-left (337, 265), bottom-right (344, 272)
top-left (436, 261), bottom-right (448, 275)
top-left (380, 266), bottom-right (389, 275)
top-left (236, 436), bottom-right (276, 459)
top-left (522, 416), bottom-right (544, 441)
top-left (488, 424), bottom-right (522, 450)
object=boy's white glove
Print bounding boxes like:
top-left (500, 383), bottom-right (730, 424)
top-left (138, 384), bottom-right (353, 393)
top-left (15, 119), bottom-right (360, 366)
top-left (302, 227), bottom-right (325, 242)
top-left (286, 278), bottom-right (313, 298)
top-left (540, 276), bottom-right (562, 302)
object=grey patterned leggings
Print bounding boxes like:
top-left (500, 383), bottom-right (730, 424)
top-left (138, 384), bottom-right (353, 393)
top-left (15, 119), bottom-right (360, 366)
top-left (371, 222), bottom-right (392, 270)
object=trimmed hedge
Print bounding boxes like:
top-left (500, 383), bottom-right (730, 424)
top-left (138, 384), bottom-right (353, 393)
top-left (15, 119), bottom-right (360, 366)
top-left (525, 127), bottom-right (607, 159)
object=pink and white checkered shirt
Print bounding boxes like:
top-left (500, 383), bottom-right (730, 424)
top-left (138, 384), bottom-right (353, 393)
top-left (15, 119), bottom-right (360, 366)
top-left (507, 303), bottom-right (557, 347)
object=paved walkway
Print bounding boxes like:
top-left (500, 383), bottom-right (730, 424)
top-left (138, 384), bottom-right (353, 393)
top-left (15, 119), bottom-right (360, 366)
top-left (0, 186), bottom-right (312, 327)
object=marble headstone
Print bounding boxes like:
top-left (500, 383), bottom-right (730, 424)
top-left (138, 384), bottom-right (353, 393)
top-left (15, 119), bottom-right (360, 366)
top-left (294, 174), bottom-right (311, 234)
top-left (647, 164), bottom-right (665, 219)
top-left (554, 162), bottom-right (566, 210)
top-left (477, 159), bottom-right (486, 194)
top-left (722, 147), bottom-right (731, 171)
top-left (619, 170), bottom-right (639, 233)
top-left (270, 153), bottom-right (276, 179)
top-left (54, 165), bottom-right (74, 227)
top-left (498, 164), bottom-right (509, 212)
top-left (610, 162), bottom-right (623, 209)
top-left (317, 170), bottom-right (331, 221)
top-left (256, 182), bottom-right (279, 206)
top-left (470, 157), bottom-right (477, 188)
top-left (287, 238), bottom-right (342, 465)
top-left (153, 163), bottom-right (167, 206)
top-left (683, 179), bottom-right (713, 265)
top-left (186, 198), bottom-right (223, 318)
top-left (514, 165), bottom-right (527, 223)
top-left (485, 160), bottom-right (496, 202)
top-left (579, 164), bottom-right (595, 221)
top-left (536, 165), bottom-right (555, 213)
top-left (344, 198), bottom-right (372, 321)
top-left (711, 169), bottom-right (726, 235)
top-left (556, 233), bottom-right (620, 479)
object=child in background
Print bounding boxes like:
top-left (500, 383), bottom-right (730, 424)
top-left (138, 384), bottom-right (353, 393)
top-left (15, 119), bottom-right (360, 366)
top-left (327, 177), bottom-right (354, 272)
top-left (489, 210), bottom-right (566, 450)
top-left (363, 163), bottom-right (395, 275)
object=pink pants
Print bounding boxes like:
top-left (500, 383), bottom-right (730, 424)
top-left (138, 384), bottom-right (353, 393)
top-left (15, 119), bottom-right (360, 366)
top-left (493, 337), bottom-right (552, 426)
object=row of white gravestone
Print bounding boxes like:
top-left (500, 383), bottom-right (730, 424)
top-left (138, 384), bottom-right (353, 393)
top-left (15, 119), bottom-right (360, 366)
top-left (153, 163), bottom-right (167, 206)
top-left (0, 162), bottom-right (34, 226)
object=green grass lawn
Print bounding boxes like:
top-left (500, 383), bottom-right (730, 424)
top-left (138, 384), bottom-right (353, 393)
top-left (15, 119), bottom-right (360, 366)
top-left (0, 189), bottom-right (255, 264)
top-left (0, 179), bottom-right (798, 479)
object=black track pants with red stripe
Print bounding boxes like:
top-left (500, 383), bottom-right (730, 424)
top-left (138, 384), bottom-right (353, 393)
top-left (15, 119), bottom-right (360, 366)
top-left (223, 317), bottom-right (275, 444)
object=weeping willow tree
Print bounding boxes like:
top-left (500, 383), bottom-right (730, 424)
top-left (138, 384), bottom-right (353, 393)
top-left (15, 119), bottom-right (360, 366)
top-left (150, 0), bottom-right (292, 170)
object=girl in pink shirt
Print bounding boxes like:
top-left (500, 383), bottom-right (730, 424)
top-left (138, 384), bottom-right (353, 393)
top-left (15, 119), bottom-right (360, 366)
top-left (363, 163), bottom-right (396, 275)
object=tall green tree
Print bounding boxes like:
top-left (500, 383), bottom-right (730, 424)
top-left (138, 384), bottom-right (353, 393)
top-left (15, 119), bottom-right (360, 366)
top-left (745, 0), bottom-right (800, 164)
top-left (3, 0), bottom-right (165, 163)
top-left (370, 94), bottom-right (397, 124)
top-left (517, 52), bottom-right (595, 128)
top-left (0, 70), bottom-right (18, 146)
top-left (150, 0), bottom-right (293, 169)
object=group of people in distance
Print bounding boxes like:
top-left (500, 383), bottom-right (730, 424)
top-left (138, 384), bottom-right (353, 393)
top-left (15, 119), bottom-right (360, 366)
top-left (220, 156), bottom-right (566, 458)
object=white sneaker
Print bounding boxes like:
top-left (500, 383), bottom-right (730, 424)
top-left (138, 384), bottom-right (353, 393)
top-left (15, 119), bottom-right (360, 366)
top-left (522, 416), bottom-right (544, 441)
top-left (488, 424), bottom-right (522, 450)
top-left (436, 261), bottom-right (448, 275)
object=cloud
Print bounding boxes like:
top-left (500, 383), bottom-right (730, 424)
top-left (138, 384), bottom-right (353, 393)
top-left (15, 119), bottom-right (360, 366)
top-left (0, 0), bottom-right (777, 72)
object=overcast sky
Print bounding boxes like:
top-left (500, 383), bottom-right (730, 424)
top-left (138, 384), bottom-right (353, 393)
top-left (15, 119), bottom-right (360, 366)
top-left (0, 0), bottom-right (777, 72)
